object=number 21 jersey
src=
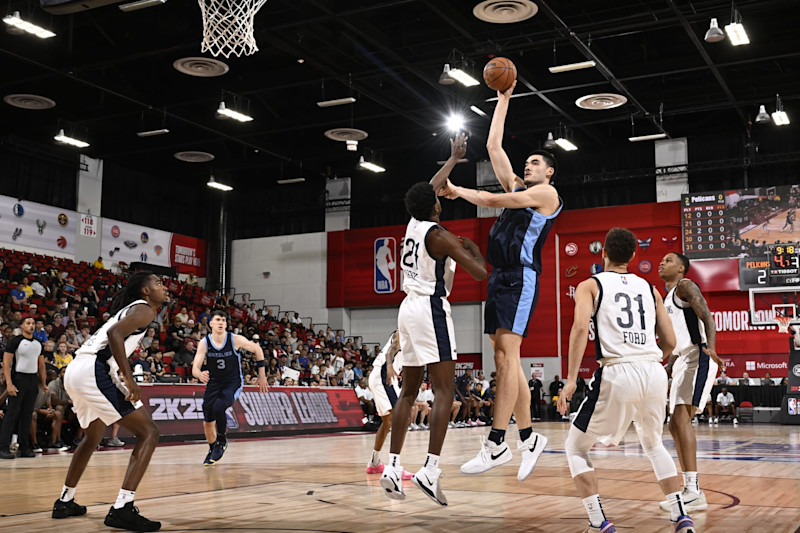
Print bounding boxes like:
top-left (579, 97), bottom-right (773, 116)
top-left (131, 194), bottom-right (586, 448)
top-left (400, 218), bottom-right (456, 298)
top-left (592, 271), bottom-right (661, 363)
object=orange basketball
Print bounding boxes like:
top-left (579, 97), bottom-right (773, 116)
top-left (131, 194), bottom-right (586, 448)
top-left (483, 57), bottom-right (517, 92)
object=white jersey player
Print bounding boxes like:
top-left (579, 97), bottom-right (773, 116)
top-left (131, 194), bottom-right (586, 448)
top-left (559, 228), bottom-right (696, 533)
top-left (658, 252), bottom-right (724, 514)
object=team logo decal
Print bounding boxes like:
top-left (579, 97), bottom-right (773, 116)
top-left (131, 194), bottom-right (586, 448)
top-left (111, 225), bottom-right (120, 238)
top-left (793, 364), bottom-right (800, 378)
top-left (109, 246), bottom-right (120, 257)
top-left (36, 219), bottom-right (46, 234)
top-left (590, 263), bottom-right (603, 274)
top-left (140, 252), bottom-right (148, 262)
top-left (662, 235), bottom-right (679, 249)
top-left (141, 232), bottom-right (149, 243)
top-left (589, 241), bottom-right (602, 254)
top-left (57, 236), bottom-right (67, 249)
top-left (124, 240), bottom-right (138, 249)
top-left (639, 260), bottom-right (652, 273)
top-left (565, 265), bottom-right (579, 278)
top-left (13, 203), bottom-right (23, 217)
top-left (565, 242), bottom-right (578, 256)
top-left (374, 237), bottom-right (397, 294)
top-left (58, 213), bottom-right (68, 226)
top-left (566, 285), bottom-right (576, 299)
top-left (12, 227), bottom-right (21, 240)
top-left (154, 245), bottom-right (163, 256)
top-left (621, 275), bottom-right (628, 285)
top-left (637, 237), bottom-right (652, 250)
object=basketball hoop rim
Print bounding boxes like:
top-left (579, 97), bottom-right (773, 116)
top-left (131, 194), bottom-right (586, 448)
top-left (775, 315), bottom-right (793, 334)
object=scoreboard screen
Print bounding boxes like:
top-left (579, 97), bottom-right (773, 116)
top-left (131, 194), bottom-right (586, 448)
top-left (738, 244), bottom-right (800, 289)
top-left (682, 185), bottom-right (800, 260)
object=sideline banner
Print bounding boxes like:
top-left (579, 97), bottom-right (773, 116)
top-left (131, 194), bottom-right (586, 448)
top-left (119, 385), bottom-right (364, 438)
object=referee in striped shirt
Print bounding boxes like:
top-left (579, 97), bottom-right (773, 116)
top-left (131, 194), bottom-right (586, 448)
top-left (1, 315), bottom-right (48, 459)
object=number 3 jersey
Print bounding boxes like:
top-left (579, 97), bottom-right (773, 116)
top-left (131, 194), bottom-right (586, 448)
top-left (591, 271), bottom-right (661, 364)
top-left (205, 332), bottom-right (242, 383)
top-left (401, 218), bottom-right (456, 298)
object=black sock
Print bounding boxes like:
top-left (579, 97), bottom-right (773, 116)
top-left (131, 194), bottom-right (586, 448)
top-left (519, 427), bottom-right (533, 442)
top-left (488, 428), bottom-right (506, 445)
top-left (217, 433), bottom-right (227, 444)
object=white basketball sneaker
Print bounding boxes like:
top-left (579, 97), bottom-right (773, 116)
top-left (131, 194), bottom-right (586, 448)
top-left (659, 489), bottom-right (708, 512)
top-left (380, 464), bottom-right (406, 500)
top-left (517, 432), bottom-right (548, 481)
top-left (460, 436), bottom-right (512, 474)
top-left (412, 467), bottom-right (447, 506)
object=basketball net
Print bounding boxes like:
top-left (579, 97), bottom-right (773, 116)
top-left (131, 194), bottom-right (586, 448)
top-left (775, 315), bottom-right (792, 334)
top-left (198, 0), bottom-right (269, 58)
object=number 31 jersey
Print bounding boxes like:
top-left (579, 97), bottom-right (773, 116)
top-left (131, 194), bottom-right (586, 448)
top-left (592, 271), bottom-right (661, 363)
top-left (401, 218), bottom-right (456, 298)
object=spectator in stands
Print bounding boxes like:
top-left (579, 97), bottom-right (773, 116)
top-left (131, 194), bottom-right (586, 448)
top-left (31, 277), bottom-right (48, 298)
top-left (467, 383), bottom-right (489, 426)
top-left (739, 371), bottom-right (755, 386)
top-left (330, 350), bottom-right (345, 375)
top-left (63, 277), bottom-right (77, 295)
top-left (19, 277), bottom-right (34, 301)
top-left (62, 309), bottom-right (77, 328)
top-left (325, 327), bottom-right (335, 343)
top-left (0, 261), bottom-right (8, 282)
top-left (291, 312), bottom-right (303, 327)
top-left (713, 387), bottom-right (738, 425)
top-left (140, 327), bottom-right (157, 350)
top-left (46, 367), bottom-right (71, 450)
top-left (41, 340), bottom-right (55, 367)
top-left (764, 372), bottom-right (775, 385)
top-left (148, 352), bottom-right (166, 382)
top-left (33, 319), bottom-right (48, 344)
top-left (528, 373), bottom-right (543, 420)
top-left (0, 323), bottom-right (11, 354)
top-left (781, 377), bottom-right (789, 386)
top-left (716, 370), bottom-right (733, 386)
top-left (342, 362), bottom-right (354, 386)
top-left (175, 307), bottom-right (189, 325)
top-left (53, 341), bottom-right (73, 369)
top-left (93, 256), bottom-right (105, 269)
top-left (549, 375), bottom-right (564, 401)
top-left (167, 317), bottom-right (185, 351)
top-left (50, 313), bottom-right (65, 340)
top-left (353, 361), bottom-right (364, 381)
top-left (355, 378), bottom-right (376, 421)
top-left (64, 326), bottom-right (80, 352)
top-left (264, 307), bottom-right (275, 321)
top-left (11, 284), bottom-right (27, 306)
top-left (266, 358), bottom-right (280, 381)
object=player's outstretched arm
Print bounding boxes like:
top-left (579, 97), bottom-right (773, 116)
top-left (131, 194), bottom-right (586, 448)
top-left (653, 287), bottom-right (676, 361)
top-left (487, 81), bottom-right (524, 193)
top-left (444, 181), bottom-right (559, 214)
top-left (107, 304), bottom-right (156, 403)
top-left (191, 339), bottom-right (209, 383)
top-left (429, 133), bottom-right (467, 194)
top-left (559, 280), bottom-right (596, 415)
top-left (427, 228), bottom-right (487, 281)
top-left (676, 280), bottom-right (723, 370)
top-left (234, 335), bottom-right (268, 393)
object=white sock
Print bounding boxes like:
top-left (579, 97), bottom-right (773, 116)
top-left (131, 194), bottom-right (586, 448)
top-left (666, 490), bottom-right (687, 522)
top-left (369, 450), bottom-right (380, 466)
top-left (683, 471), bottom-right (699, 494)
top-left (423, 453), bottom-right (440, 473)
top-left (113, 489), bottom-right (135, 509)
top-left (59, 485), bottom-right (76, 502)
top-left (582, 494), bottom-right (606, 528)
top-left (388, 453), bottom-right (401, 469)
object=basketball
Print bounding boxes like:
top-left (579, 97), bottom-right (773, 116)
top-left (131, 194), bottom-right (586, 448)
top-left (483, 57), bottom-right (517, 92)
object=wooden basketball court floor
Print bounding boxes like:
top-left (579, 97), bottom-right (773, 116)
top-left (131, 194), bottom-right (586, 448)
top-left (1, 422), bottom-right (798, 532)
top-left (739, 208), bottom-right (800, 243)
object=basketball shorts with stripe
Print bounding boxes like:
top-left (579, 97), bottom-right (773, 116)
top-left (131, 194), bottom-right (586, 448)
top-left (669, 346), bottom-right (718, 415)
top-left (368, 364), bottom-right (400, 417)
top-left (572, 360), bottom-right (667, 447)
top-left (398, 293), bottom-right (457, 367)
top-left (484, 267), bottom-right (540, 337)
top-left (64, 354), bottom-right (143, 428)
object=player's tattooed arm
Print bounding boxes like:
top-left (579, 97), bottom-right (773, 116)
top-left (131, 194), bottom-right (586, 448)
top-left (676, 280), bottom-right (724, 370)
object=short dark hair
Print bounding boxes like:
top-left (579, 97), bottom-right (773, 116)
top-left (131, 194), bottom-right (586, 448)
top-left (528, 150), bottom-right (557, 180)
top-left (671, 252), bottom-right (690, 275)
top-left (210, 309), bottom-right (227, 321)
top-left (604, 227), bottom-right (637, 264)
top-left (405, 182), bottom-right (437, 221)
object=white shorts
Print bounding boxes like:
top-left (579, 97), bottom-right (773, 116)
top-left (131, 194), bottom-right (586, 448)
top-left (573, 360), bottom-right (667, 446)
top-left (669, 347), bottom-right (718, 415)
top-left (398, 294), bottom-right (457, 367)
top-left (64, 354), bottom-right (143, 428)
top-left (368, 365), bottom-right (400, 417)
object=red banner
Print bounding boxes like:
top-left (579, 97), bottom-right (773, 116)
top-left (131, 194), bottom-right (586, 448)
top-left (119, 385), bottom-right (364, 438)
top-left (230, 307), bottom-right (246, 320)
top-left (169, 233), bottom-right (207, 276)
top-left (200, 294), bottom-right (215, 307)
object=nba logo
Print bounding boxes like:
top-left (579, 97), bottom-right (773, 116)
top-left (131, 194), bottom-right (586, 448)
top-left (789, 398), bottom-right (797, 416)
top-left (374, 237), bottom-right (397, 294)
top-left (225, 407), bottom-right (239, 429)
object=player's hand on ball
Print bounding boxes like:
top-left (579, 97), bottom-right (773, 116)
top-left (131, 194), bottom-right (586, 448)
top-left (497, 80), bottom-right (517, 100)
top-left (557, 382), bottom-right (576, 416)
top-left (199, 370), bottom-right (210, 383)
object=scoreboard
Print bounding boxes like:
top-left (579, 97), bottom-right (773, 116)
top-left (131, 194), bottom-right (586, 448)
top-left (682, 193), bottom-right (729, 259)
top-left (739, 244), bottom-right (800, 289)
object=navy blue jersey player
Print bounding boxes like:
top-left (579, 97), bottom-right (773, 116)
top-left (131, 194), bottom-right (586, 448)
top-left (192, 310), bottom-right (267, 465)
top-left (442, 79), bottom-right (561, 481)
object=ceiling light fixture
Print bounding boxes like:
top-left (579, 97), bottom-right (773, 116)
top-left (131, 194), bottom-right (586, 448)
top-left (628, 133), bottom-right (668, 142)
top-left (446, 114), bottom-right (465, 132)
top-left (439, 64), bottom-right (455, 85)
top-left (436, 158), bottom-right (469, 165)
top-left (216, 101), bottom-right (252, 122)
top-left (277, 177), bottom-right (305, 184)
top-left (754, 105), bottom-right (771, 124)
top-left (3, 11), bottom-right (55, 38)
top-left (448, 67), bottom-right (480, 87)
top-left (724, 6), bottom-right (749, 46)
top-left (54, 128), bottom-right (89, 148)
top-left (359, 155), bottom-right (386, 173)
top-left (772, 94), bottom-right (790, 126)
top-left (628, 107), bottom-right (669, 143)
top-left (470, 105), bottom-right (487, 118)
top-left (316, 96), bottom-right (356, 108)
top-left (443, 50), bottom-right (479, 87)
top-left (555, 138), bottom-right (578, 151)
top-left (346, 140), bottom-right (358, 151)
top-left (206, 175), bottom-right (233, 191)
top-left (704, 18), bottom-right (725, 43)
top-left (548, 60), bottom-right (596, 74)
top-left (543, 131), bottom-right (557, 150)
top-left (119, 0), bottom-right (167, 12)
top-left (136, 128), bottom-right (170, 137)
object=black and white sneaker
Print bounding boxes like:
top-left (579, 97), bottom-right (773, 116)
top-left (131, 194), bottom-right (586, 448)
top-left (412, 467), bottom-right (447, 506)
top-left (460, 436), bottom-right (512, 474)
top-left (104, 502), bottom-right (161, 532)
top-left (517, 432), bottom-right (548, 481)
top-left (52, 498), bottom-right (87, 519)
top-left (379, 464), bottom-right (406, 500)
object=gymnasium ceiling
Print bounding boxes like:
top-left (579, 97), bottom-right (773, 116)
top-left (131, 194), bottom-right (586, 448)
top-left (1, 0), bottom-right (799, 190)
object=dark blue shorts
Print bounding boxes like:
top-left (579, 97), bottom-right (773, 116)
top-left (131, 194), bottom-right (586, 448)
top-left (484, 267), bottom-right (540, 337)
top-left (202, 380), bottom-right (242, 422)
